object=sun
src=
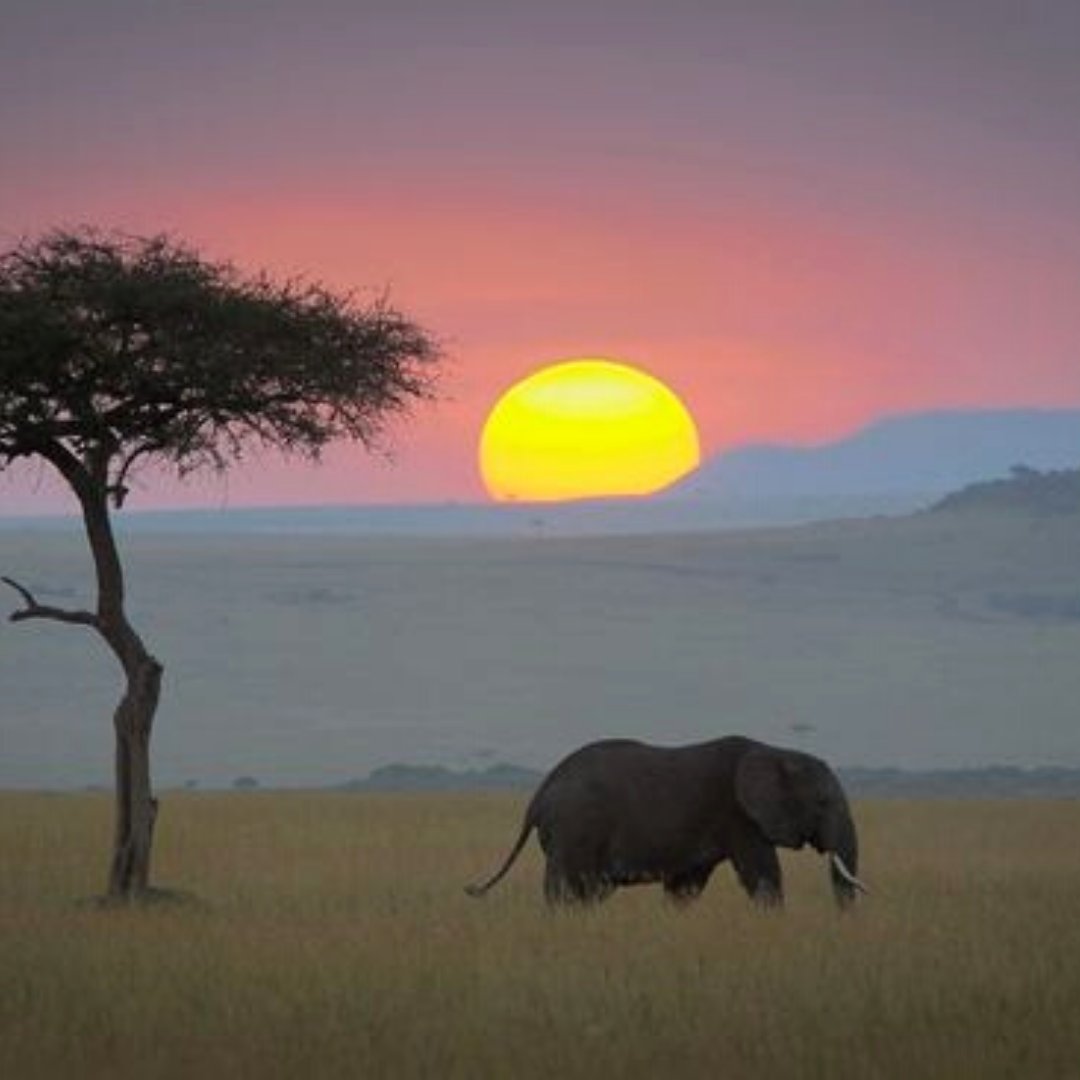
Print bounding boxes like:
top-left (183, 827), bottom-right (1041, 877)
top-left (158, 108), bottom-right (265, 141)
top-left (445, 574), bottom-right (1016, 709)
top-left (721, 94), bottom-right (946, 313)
top-left (479, 358), bottom-right (701, 502)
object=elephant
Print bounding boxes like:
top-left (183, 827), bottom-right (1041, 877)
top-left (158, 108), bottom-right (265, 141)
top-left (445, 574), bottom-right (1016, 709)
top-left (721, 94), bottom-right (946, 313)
top-left (465, 735), bottom-right (866, 908)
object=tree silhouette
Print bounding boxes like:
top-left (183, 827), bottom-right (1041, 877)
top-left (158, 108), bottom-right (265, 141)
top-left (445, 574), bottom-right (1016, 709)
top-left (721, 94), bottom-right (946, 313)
top-left (0, 228), bottom-right (439, 901)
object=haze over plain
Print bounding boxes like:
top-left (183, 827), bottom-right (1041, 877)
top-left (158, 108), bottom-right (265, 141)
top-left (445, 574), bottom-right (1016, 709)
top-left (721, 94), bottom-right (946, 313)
top-left (3, 498), bottom-right (1078, 788)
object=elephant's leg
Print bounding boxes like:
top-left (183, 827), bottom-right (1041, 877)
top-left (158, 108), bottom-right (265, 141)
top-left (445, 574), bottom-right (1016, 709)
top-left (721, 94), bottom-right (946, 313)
top-left (663, 865), bottom-right (714, 905)
top-left (563, 867), bottom-right (613, 905)
top-left (543, 858), bottom-right (612, 906)
top-left (579, 876), bottom-right (614, 904)
top-left (731, 838), bottom-right (783, 907)
top-left (543, 859), bottom-right (573, 905)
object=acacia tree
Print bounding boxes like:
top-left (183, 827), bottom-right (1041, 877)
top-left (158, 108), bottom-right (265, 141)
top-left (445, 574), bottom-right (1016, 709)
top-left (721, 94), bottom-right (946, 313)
top-left (0, 228), bottom-right (439, 901)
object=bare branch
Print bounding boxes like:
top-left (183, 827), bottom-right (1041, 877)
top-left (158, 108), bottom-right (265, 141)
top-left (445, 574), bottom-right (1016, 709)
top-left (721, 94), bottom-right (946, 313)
top-left (1, 576), bottom-right (99, 628)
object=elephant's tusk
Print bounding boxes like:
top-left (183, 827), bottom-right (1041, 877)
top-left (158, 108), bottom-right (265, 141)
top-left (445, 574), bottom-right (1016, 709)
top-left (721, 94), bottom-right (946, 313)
top-left (830, 853), bottom-right (869, 894)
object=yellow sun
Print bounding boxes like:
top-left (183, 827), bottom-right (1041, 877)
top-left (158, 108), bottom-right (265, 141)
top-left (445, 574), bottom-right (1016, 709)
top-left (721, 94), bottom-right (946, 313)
top-left (479, 358), bottom-right (701, 502)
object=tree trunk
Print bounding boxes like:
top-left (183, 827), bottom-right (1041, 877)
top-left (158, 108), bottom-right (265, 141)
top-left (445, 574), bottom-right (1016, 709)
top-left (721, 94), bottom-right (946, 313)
top-left (73, 467), bottom-right (165, 902)
top-left (21, 443), bottom-right (169, 902)
top-left (107, 652), bottom-right (163, 900)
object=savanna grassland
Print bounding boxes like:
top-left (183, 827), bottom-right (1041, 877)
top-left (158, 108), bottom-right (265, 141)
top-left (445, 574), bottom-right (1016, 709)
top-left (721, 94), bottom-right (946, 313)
top-left (2, 791), bottom-right (1079, 1079)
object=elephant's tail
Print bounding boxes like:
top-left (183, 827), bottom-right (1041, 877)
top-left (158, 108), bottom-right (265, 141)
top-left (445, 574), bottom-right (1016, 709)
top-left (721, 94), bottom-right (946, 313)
top-left (464, 812), bottom-right (535, 898)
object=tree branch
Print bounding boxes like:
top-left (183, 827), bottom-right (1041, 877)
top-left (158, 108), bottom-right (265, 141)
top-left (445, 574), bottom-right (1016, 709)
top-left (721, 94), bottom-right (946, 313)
top-left (2, 576), bottom-right (99, 628)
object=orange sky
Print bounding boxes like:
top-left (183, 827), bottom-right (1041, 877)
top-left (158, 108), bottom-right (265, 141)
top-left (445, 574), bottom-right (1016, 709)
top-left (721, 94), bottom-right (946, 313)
top-left (3, 2), bottom-right (1080, 510)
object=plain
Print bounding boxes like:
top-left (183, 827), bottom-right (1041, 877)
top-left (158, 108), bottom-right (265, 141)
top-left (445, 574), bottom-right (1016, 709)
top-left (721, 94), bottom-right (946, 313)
top-left (3, 510), bottom-right (1080, 788)
top-left (2, 791), bottom-right (1079, 1079)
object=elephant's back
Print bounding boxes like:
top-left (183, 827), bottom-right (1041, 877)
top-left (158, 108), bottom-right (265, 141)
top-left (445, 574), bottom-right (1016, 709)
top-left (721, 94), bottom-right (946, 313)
top-left (531, 739), bottom-right (714, 829)
top-left (532, 740), bottom-right (647, 815)
top-left (543, 738), bottom-right (648, 777)
top-left (538, 736), bottom-right (741, 790)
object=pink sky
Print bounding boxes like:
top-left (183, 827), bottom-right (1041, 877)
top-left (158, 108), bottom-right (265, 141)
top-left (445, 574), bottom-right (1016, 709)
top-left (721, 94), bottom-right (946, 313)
top-left (3, 1), bottom-right (1080, 511)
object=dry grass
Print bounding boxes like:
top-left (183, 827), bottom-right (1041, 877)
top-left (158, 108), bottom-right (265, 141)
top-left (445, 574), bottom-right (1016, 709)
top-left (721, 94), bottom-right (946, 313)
top-left (2, 792), bottom-right (1079, 1079)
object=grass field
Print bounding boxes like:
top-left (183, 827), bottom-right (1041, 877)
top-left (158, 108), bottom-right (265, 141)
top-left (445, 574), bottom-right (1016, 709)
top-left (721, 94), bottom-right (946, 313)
top-left (2, 793), bottom-right (1079, 1078)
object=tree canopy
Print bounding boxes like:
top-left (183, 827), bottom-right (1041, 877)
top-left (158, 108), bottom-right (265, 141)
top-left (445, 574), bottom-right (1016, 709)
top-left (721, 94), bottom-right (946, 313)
top-left (0, 228), bottom-right (439, 506)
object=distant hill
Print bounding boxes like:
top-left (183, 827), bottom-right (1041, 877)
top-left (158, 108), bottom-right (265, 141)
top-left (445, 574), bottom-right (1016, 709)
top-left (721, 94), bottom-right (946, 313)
top-left (674, 409), bottom-right (1080, 501)
top-left (932, 465), bottom-right (1080, 516)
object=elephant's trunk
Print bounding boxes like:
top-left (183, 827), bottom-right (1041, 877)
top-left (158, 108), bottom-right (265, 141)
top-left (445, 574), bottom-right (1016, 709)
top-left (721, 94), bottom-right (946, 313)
top-left (825, 807), bottom-right (865, 908)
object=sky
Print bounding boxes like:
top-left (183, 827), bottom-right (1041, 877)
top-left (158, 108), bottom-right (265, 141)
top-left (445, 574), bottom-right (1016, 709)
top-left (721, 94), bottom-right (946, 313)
top-left (3, 0), bottom-right (1080, 510)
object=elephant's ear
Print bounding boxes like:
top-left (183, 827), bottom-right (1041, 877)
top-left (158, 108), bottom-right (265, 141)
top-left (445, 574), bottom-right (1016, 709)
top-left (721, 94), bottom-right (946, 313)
top-left (734, 750), bottom-right (803, 847)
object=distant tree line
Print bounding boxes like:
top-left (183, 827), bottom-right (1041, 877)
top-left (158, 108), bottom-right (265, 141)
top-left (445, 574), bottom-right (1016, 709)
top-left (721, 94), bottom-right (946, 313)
top-left (838, 766), bottom-right (1080, 799)
top-left (932, 465), bottom-right (1080, 515)
top-left (334, 762), bottom-right (543, 793)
